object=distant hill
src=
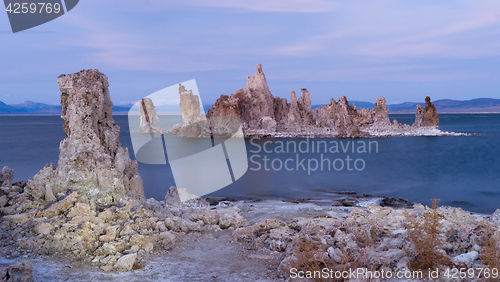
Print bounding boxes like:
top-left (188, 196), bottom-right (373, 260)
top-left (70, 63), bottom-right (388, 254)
top-left (349, 101), bottom-right (376, 109)
top-left (0, 101), bottom-right (132, 115)
top-left (387, 102), bottom-right (424, 112)
top-left (0, 101), bottom-right (18, 113)
top-left (3, 98), bottom-right (499, 115)
top-left (387, 98), bottom-right (500, 113)
top-left (10, 101), bottom-right (61, 114)
top-left (312, 98), bottom-right (500, 113)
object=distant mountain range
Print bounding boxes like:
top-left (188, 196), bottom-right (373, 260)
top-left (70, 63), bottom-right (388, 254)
top-left (2, 98), bottom-right (500, 115)
top-left (389, 98), bottom-right (500, 113)
top-left (0, 101), bottom-right (132, 115)
top-left (319, 98), bottom-right (500, 113)
top-left (203, 98), bottom-right (499, 114)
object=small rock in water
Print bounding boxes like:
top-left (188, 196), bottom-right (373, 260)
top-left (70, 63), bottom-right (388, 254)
top-left (341, 198), bottom-right (358, 207)
top-left (334, 191), bottom-right (356, 195)
top-left (139, 98), bottom-right (163, 133)
top-left (165, 186), bottom-right (181, 206)
top-left (170, 84), bottom-right (211, 138)
top-left (414, 96), bottom-right (439, 128)
top-left (380, 197), bottom-right (413, 208)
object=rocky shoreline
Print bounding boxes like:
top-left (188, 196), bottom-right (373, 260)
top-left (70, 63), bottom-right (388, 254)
top-left (2, 184), bottom-right (500, 281)
top-left (1, 162), bottom-right (497, 282)
top-left (0, 161), bottom-right (497, 281)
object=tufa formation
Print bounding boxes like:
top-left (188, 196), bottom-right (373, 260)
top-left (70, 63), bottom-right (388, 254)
top-left (139, 98), bottom-right (164, 133)
top-left (25, 69), bottom-right (145, 205)
top-left (207, 64), bottom-right (443, 138)
top-left (170, 84), bottom-right (211, 138)
top-left (414, 96), bottom-right (440, 128)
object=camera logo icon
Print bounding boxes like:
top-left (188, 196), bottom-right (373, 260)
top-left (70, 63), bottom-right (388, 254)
top-left (4, 0), bottom-right (79, 33)
top-left (128, 80), bottom-right (248, 201)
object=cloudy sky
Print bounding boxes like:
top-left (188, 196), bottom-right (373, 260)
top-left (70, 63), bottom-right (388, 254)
top-left (1, 0), bottom-right (500, 105)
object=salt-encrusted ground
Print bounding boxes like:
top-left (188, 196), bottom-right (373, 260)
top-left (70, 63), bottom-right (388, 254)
top-left (244, 125), bottom-right (469, 138)
top-left (2, 198), bottom-right (495, 282)
top-left (0, 199), bottom-right (355, 282)
top-left (1, 231), bottom-right (282, 282)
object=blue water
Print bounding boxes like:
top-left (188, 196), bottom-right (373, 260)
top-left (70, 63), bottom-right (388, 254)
top-left (1, 114), bottom-right (499, 213)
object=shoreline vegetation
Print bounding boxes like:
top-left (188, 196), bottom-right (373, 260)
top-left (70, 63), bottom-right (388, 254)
top-left (1, 69), bottom-right (497, 281)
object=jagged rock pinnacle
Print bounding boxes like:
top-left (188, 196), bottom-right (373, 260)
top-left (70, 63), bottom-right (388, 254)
top-left (26, 69), bottom-right (145, 205)
top-left (207, 64), bottom-right (444, 137)
top-left (414, 96), bottom-right (439, 128)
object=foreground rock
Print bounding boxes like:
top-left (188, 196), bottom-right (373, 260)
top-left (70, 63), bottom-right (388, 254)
top-left (0, 259), bottom-right (33, 282)
top-left (25, 69), bottom-right (144, 206)
top-left (113, 253), bottom-right (137, 271)
top-left (0, 167), bottom-right (14, 189)
top-left (230, 200), bottom-right (497, 280)
top-left (207, 64), bottom-right (466, 138)
top-left (0, 181), bottom-right (248, 274)
top-left (0, 167), bottom-right (42, 216)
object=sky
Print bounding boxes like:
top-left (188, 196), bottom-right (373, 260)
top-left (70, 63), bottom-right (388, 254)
top-left (1, 0), bottom-right (500, 106)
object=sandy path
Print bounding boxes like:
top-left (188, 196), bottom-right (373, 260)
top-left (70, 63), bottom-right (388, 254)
top-left (1, 230), bottom-right (285, 282)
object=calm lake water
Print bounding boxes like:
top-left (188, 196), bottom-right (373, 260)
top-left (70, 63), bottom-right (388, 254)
top-left (1, 114), bottom-right (499, 213)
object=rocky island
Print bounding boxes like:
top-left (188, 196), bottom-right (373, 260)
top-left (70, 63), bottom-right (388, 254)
top-left (207, 64), bottom-right (466, 138)
top-left (0, 70), bottom-right (490, 282)
top-left (134, 64), bottom-right (467, 139)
